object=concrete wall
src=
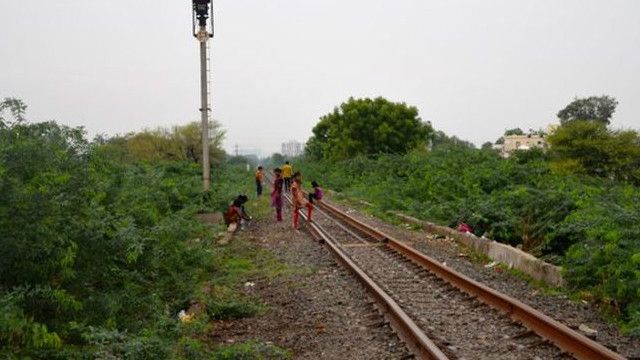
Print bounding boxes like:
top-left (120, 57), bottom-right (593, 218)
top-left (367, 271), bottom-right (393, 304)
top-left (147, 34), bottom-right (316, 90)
top-left (390, 212), bottom-right (564, 287)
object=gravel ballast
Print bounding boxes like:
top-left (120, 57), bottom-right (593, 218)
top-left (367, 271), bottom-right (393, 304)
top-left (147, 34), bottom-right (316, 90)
top-left (328, 200), bottom-right (640, 359)
top-left (210, 207), bottom-right (411, 359)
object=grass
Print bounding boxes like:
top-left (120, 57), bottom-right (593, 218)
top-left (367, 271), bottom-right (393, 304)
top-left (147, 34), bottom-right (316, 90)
top-left (184, 182), bottom-right (300, 357)
top-left (211, 341), bottom-right (292, 360)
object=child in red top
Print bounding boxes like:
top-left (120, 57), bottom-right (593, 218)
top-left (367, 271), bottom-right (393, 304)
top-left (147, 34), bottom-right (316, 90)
top-left (224, 195), bottom-right (251, 231)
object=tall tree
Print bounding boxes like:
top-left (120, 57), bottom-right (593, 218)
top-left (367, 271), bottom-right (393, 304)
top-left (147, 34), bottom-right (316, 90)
top-left (547, 120), bottom-right (640, 184)
top-left (557, 95), bottom-right (618, 125)
top-left (306, 97), bottom-right (433, 161)
top-left (101, 121), bottom-right (226, 164)
top-left (504, 128), bottom-right (524, 136)
top-left (0, 97), bottom-right (27, 127)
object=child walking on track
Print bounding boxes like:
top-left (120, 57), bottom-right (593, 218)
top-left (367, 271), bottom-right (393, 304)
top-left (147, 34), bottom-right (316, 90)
top-left (291, 171), bottom-right (308, 230)
top-left (282, 161), bottom-right (293, 192)
top-left (255, 166), bottom-right (264, 197)
top-left (271, 168), bottom-right (284, 222)
top-left (306, 181), bottom-right (323, 220)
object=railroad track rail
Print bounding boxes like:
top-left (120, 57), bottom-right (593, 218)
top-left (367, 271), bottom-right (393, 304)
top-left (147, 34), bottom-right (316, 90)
top-left (266, 175), bottom-right (625, 360)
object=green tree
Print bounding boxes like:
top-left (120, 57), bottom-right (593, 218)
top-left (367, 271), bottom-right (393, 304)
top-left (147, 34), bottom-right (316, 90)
top-left (547, 120), bottom-right (640, 184)
top-left (306, 97), bottom-right (433, 161)
top-left (172, 121), bottom-right (226, 164)
top-left (557, 95), bottom-right (618, 125)
top-left (0, 97), bottom-right (27, 127)
top-left (481, 141), bottom-right (494, 150)
top-left (268, 153), bottom-right (285, 166)
top-left (100, 121), bottom-right (226, 164)
top-left (504, 128), bottom-right (524, 136)
top-left (431, 130), bottom-right (475, 149)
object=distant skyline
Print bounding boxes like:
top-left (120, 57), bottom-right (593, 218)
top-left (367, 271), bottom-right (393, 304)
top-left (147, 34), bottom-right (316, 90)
top-left (1, 0), bottom-right (639, 156)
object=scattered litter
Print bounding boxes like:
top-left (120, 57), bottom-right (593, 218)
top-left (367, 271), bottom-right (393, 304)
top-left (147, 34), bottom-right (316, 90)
top-left (579, 324), bottom-right (598, 338)
top-left (442, 261), bottom-right (447, 267)
top-left (457, 223), bottom-right (473, 233)
top-left (578, 324), bottom-right (598, 334)
top-left (457, 253), bottom-right (467, 258)
top-left (484, 261), bottom-right (499, 269)
top-left (244, 281), bottom-right (255, 288)
top-left (178, 310), bottom-right (193, 323)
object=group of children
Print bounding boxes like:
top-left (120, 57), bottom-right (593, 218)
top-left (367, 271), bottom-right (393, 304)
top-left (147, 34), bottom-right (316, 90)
top-left (225, 161), bottom-right (323, 233)
top-left (271, 166), bottom-right (323, 230)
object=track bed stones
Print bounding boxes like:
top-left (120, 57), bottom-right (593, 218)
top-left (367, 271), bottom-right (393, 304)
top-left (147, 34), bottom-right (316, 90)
top-left (263, 174), bottom-right (629, 359)
top-left (210, 207), bottom-right (409, 359)
top-left (324, 201), bottom-right (640, 359)
top-left (314, 208), bottom-right (570, 359)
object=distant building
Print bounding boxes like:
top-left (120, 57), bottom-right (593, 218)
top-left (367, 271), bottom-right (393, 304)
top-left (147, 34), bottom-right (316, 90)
top-left (281, 140), bottom-right (304, 158)
top-left (499, 134), bottom-right (547, 157)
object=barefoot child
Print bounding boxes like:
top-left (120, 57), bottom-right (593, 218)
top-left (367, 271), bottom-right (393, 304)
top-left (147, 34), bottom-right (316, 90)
top-left (255, 166), bottom-right (264, 197)
top-left (282, 161), bottom-right (293, 192)
top-left (271, 168), bottom-right (284, 222)
top-left (290, 171), bottom-right (307, 229)
top-left (306, 181), bottom-right (323, 220)
top-left (223, 195), bottom-right (251, 232)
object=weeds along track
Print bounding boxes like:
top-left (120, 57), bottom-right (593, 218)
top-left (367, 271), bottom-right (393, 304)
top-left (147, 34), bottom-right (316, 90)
top-left (267, 175), bottom-right (625, 360)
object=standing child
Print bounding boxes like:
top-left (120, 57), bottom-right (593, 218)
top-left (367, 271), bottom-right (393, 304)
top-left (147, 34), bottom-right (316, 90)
top-left (282, 161), bottom-right (293, 192)
top-left (271, 168), bottom-right (284, 222)
top-left (290, 171), bottom-right (307, 230)
top-left (306, 181), bottom-right (323, 220)
top-left (255, 166), bottom-right (264, 197)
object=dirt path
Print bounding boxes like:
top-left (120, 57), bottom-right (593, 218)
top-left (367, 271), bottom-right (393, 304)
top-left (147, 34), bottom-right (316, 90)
top-left (209, 205), bottom-right (410, 359)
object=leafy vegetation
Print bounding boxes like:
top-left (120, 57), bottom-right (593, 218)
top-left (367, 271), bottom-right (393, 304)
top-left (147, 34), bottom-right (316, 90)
top-left (296, 145), bottom-right (640, 333)
top-left (211, 341), bottom-right (292, 360)
top-left (0, 98), bottom-right (287, 358)
top-left (557, 95), bottom-right (618, 125)
top-left (547, 120), bottom-right (640, 184)
top-left (305, 97), bottom-right (433, 161)
top-left (96, 121), bottom-right (226, 164)
top-left (293, 96), bottom-right (640, 334)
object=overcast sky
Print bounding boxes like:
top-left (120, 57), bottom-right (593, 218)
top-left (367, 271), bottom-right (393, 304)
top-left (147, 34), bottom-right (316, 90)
top-left (1, 0), bottom-right (639, 156)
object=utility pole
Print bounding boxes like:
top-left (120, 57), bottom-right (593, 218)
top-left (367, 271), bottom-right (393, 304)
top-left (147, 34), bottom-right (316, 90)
top-left (192, 0), bottom-right (214, 191)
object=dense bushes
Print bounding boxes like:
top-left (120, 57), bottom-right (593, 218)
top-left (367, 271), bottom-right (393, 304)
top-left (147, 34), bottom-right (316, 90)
top-left (296, 144), bottom-right (640, 333)
top-left (0, 115), bottom-right (267, 357)
top-left (547, 120), bottom-right (640, 184)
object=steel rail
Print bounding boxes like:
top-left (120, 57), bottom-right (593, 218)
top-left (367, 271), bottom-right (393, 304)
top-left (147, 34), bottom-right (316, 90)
top-left (273, 183), bottom-right (449, 360)
top-left (314, 200), bottom-right (626, 360)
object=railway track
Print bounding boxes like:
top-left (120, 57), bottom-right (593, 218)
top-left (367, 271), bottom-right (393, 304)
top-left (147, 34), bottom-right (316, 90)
top-left (267, 175), bottom-right (626, 359)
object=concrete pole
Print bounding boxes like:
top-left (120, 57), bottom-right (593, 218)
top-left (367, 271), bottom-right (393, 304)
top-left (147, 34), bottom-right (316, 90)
top-left (198, 26), bottom-right (211, 191)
